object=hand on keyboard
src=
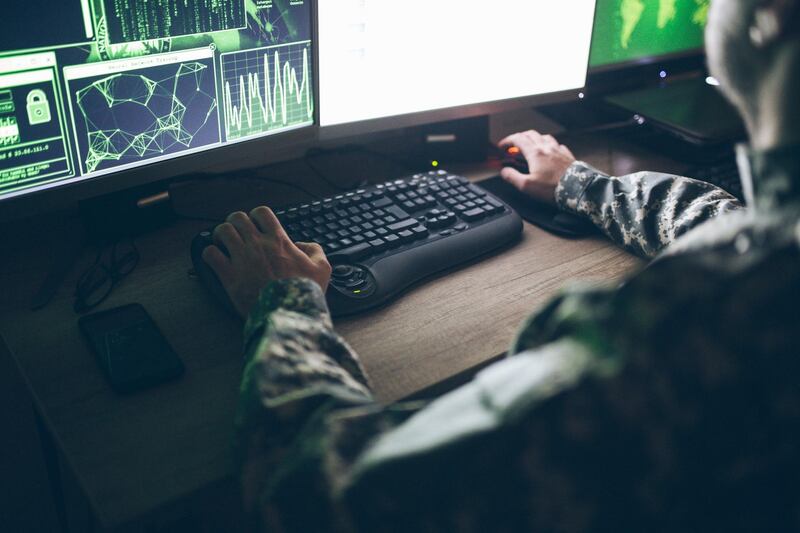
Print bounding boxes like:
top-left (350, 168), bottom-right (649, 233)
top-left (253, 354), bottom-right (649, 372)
top-left (201, 207), bottom-right (332, 318)
top-left (498, 130), bottom-right (575, 205)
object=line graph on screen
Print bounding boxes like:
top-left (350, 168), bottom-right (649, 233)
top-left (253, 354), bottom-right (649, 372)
top-left (220, 41), bottom-right (313, 141)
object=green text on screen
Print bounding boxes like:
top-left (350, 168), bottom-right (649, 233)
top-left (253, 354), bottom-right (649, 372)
top-left (0, 0), bottom-right (314, 200)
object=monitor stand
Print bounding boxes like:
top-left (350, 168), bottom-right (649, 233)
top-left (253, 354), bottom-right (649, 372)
top-left (538, 74), bottom-right (747, 165)
top-left (603, 75), bottom-right (747, 151)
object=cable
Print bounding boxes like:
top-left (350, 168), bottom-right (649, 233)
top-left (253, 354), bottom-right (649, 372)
top-left (172, 171), bottom-right (323, 200)
top-left (302, 155), bottom-right (356, 192)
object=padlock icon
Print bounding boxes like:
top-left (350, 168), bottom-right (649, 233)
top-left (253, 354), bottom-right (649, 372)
top-left (27, 89), bottom-right (52, 126)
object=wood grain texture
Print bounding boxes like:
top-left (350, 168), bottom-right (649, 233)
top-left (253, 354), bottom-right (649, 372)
top-left (0, 135), bottom-right (654, 529)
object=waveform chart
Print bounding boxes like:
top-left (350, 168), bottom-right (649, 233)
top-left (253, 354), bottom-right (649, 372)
top-left (220, 41), bottom-right (314, 141)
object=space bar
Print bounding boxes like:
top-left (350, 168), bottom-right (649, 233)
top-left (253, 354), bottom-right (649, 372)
top-left (387, 219), bottom-right (417, 232)
top-left (328, 243), bottom-right (372, 262)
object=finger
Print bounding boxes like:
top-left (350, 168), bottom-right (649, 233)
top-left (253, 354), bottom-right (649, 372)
top-left (213, 222), bottom-right (244, 255)
top-left (226, 211), bottom-right (259, 241)
top-left (541, 134), bottom-right (559, 148)
top-left (201, 245), bottom-right (234, 285)
top-left (249, 206), bottom-right (290, 242)
top-left (498, 130), bottom-right (537, 150)
top-left (500, 167), bottom-right (530, 192)
top-left (522, 130), bottom-right (546, 145)
top-left (296, 242), bottom-right (327, 263)
top-left (559, 144), bottom-right (576, 159)
top-left (497, 133), bottom-right (519, 148)
top-left (503, 133), bottom-right (541, 162)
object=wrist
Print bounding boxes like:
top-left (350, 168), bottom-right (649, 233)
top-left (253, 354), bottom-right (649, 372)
top-left (243, 278), bottom-right (331, 352)
top-left (555, 161), bottom-right (601, 214)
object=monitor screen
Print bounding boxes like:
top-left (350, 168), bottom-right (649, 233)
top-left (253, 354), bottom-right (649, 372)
top-left (590, 0), bottom-right (709, 69)
top-left (318, 0), bottom-right (597, 129)
top-left (0, 0), bottom-right (314, 201)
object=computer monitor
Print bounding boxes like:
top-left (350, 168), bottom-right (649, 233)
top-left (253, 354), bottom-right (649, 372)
top-left (1, 1), bottom-right (598, 216)
top-left (0, 0), bottom-right (315, 209)
top-left (589, 0), bottom-right (709, 71)
top-left (317, 0), bottom-right (597, 139)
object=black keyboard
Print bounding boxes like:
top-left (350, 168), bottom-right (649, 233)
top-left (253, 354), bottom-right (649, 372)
top-left (191, 170), bottom-right (523, 317)
top-left (689, 153), bottom-right (744, 201)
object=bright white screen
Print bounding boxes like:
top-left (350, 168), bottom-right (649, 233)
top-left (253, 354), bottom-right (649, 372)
top-left (319, 0), bottom-right (597, 127)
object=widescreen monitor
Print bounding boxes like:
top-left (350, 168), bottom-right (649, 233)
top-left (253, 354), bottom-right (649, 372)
top-left (318, 0), bottom-right (597, 137)
top-left (0, 0), bottom-right (315, 204)
top-left (590, 0), bottom-right (709, 70)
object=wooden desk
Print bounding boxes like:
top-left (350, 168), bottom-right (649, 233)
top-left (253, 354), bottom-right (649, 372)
top-left (0, 135), bottom-right (657, 531)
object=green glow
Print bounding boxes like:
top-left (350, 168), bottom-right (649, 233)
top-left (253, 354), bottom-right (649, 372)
top-left (220, 42), bottom-right (312, 141)
top-left (591, 0), bottom-right (710, 67)
top-left (0, 53), bottom-right (73, 193)
top-left (103, 0), bottom-right (247, 44)
top-left (0, 116), bottom-right (20, 147)
top-left (75, 62), bottom-right (217, 173)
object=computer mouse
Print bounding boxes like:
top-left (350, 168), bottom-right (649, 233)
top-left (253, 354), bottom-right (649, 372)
top-left (500, 145), bottom-right (530, 174)
top-left (190, 231), bottom-right (239, 315)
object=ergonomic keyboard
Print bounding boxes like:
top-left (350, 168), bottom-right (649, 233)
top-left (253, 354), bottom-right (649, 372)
top-left (191, 170), bottom-right (523, 317)
top-left (689, 155), bottom-right (744, 201)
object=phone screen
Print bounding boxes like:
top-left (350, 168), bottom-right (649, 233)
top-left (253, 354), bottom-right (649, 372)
top-left (79, 304), bottom-right (184, 393)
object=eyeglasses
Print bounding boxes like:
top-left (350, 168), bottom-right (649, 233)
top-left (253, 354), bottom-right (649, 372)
top-left (74, 240), bottom-right (140, 314)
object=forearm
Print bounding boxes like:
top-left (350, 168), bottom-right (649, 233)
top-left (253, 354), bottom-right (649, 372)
top-left (556, 161), bottom-right (743, 259)
top-left (235, 278), bottom-right (374, 518)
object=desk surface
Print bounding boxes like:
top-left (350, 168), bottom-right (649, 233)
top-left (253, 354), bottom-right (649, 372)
top-left (0, 133), bottom-right (673, 530)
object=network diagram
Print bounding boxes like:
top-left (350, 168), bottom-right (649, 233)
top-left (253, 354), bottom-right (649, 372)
top-left (0, 0), bottom-right (313, 196)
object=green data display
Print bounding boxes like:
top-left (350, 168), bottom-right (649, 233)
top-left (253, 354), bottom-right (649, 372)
top-left (590, 0), bottom-right (710, 68)
top-left (0, 0), bottom-right (313, 200)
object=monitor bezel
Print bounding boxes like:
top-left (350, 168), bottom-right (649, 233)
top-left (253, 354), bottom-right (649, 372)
top-left (0, 0), bottom-right (596, 219)
top-left (316, 0), bottom-right (598, 141)
top-left (589, 46), bottom-right (705, 75)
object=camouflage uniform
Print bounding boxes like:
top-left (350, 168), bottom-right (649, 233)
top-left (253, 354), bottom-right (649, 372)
top-left (235, 144), bottom-right (800, 532)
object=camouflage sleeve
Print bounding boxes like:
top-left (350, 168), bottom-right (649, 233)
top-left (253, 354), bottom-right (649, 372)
top-left (555, 161), bottom-right (743, 259)
top-left (235, 276), bottom-right (630, 531)
top-left (234, 278), bottom-right (375, 526)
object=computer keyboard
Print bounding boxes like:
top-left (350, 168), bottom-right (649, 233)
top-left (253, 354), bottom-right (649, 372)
top-left (191, 170), bottom-right (523, 317)
top-left (688, 153), bottom-right (744, 201)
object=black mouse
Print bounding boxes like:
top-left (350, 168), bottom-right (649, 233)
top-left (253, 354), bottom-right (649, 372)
top-left (501, 145), bottom-right (530, 174)
top-left (190, 231), bottom-right (239, 315)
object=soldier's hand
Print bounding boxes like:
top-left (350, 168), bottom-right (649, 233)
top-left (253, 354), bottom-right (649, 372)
top-left (498, 130), bottom-right (576, 205)
top-left (202, 207), bottom-right (332, 318)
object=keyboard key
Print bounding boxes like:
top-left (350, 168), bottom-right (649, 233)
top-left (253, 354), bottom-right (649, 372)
top-left (398, 230), bottom-right (414, 242)
top-left (345, 278), bottom-right (367, 290)
top-left (369, 238), bottom-right (387, 252)
top-left (388, 218), bottom-right (418, 232)
top-left (329, 242), bottom-right (373, 262)
top-left (386, 205), bottom-right (409, 219)
top-left (384, 234), bottom-right (401, 247)
top-left (411, 225), bottom-right (429, 238)
top-left (462, 208), bottom-right (488, 221)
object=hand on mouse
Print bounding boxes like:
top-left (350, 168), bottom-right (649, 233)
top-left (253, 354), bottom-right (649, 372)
top-left (498, 130), bottom-right (576, 205)
top-left (201, 206), bottom-right (332, 318)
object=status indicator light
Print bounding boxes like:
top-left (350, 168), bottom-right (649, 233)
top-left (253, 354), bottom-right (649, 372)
top-left (431, 160), bottom-right (439, 167)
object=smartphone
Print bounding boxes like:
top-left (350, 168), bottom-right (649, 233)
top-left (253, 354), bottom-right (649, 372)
top-left (79, 304), bottom-right (184, 393)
